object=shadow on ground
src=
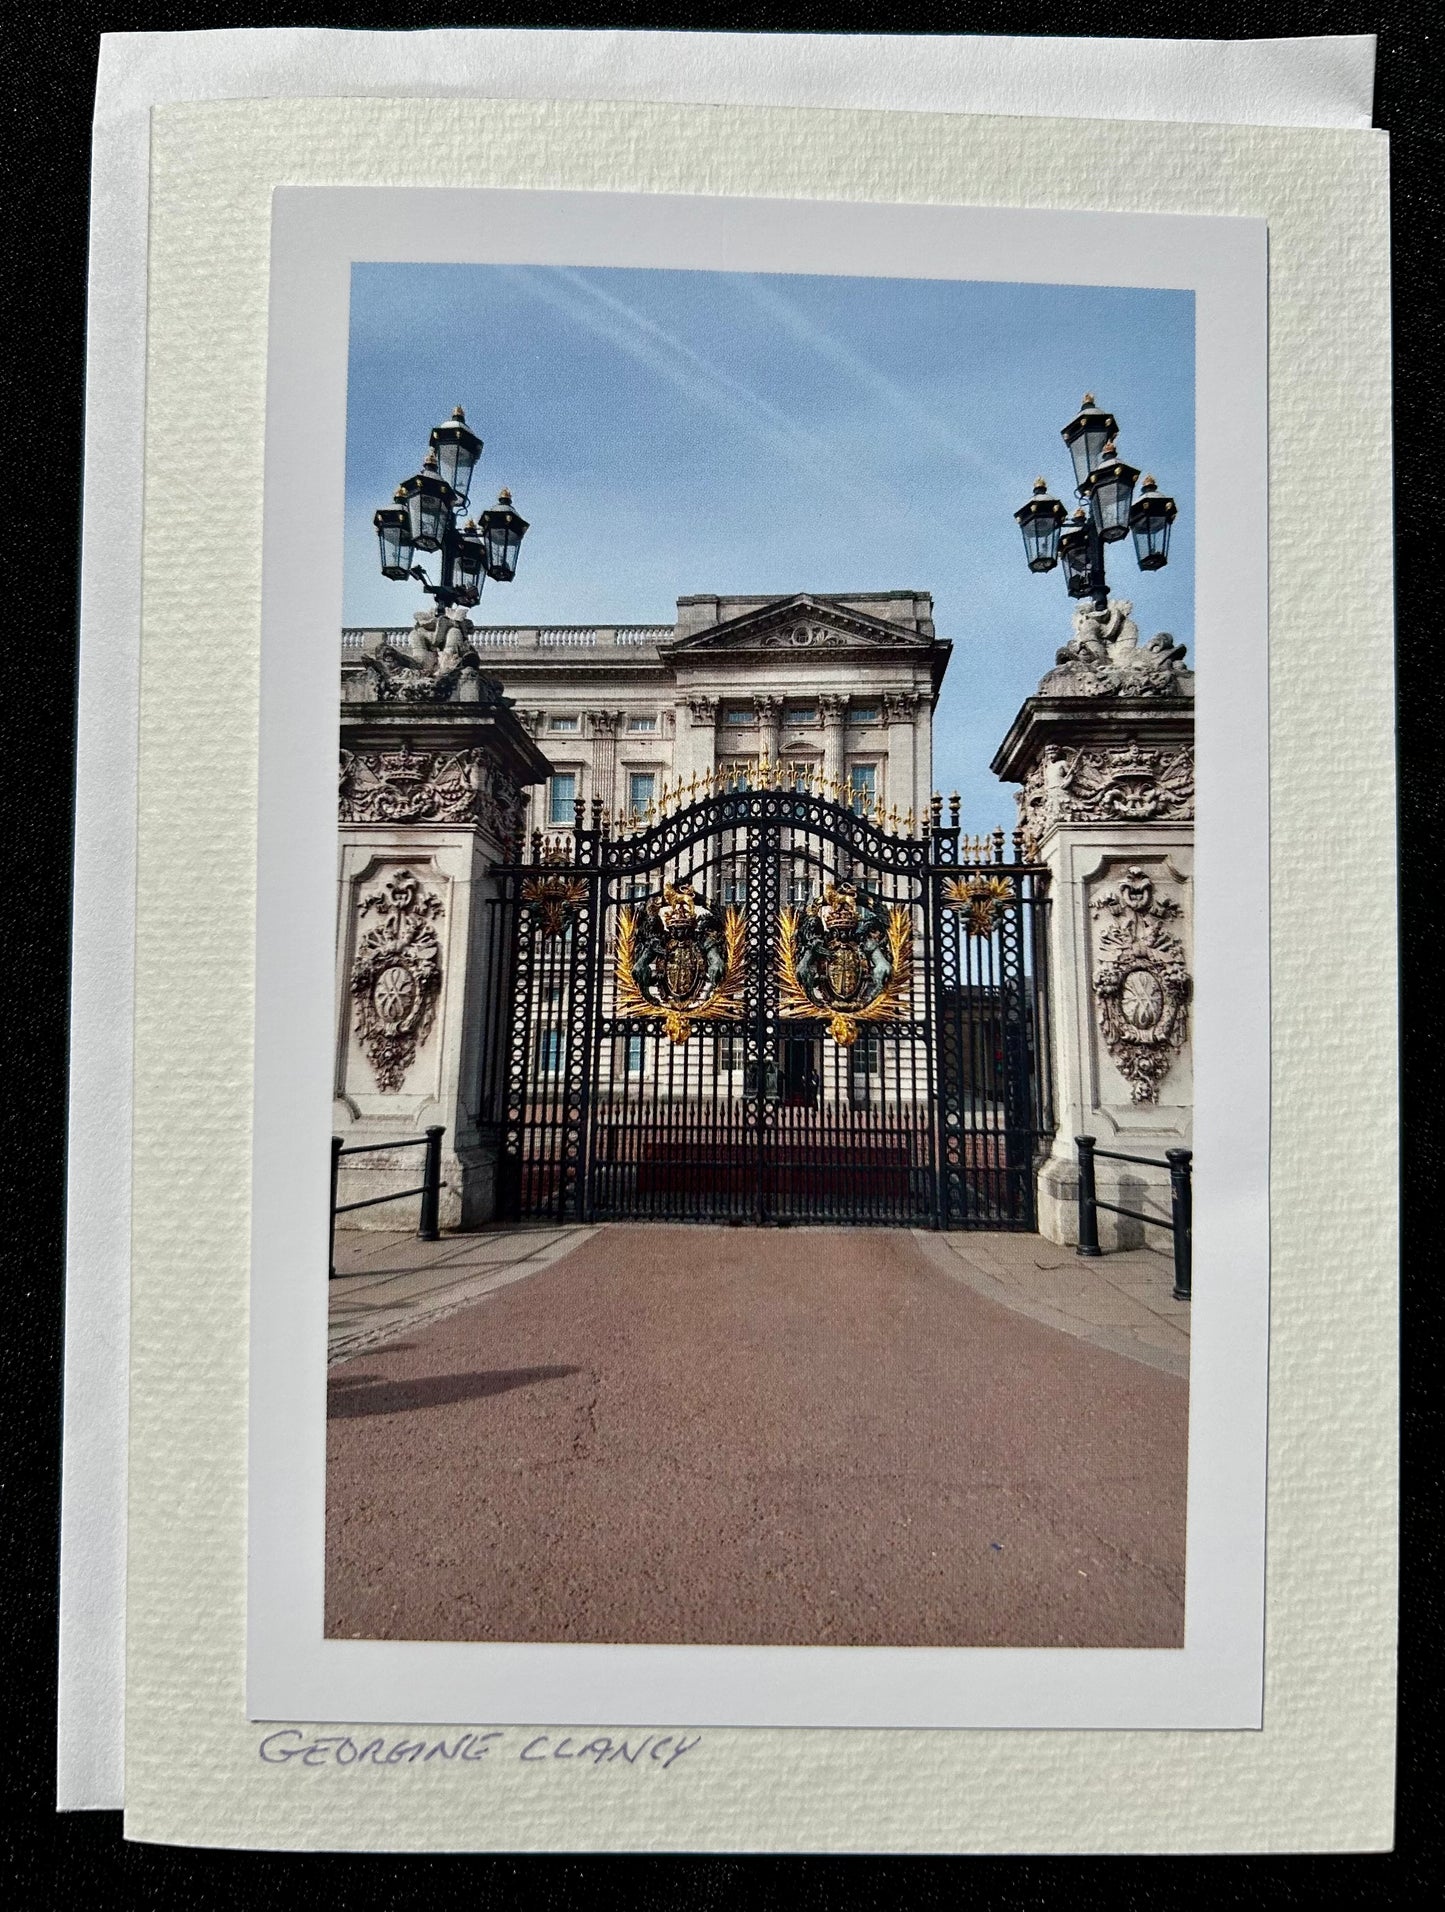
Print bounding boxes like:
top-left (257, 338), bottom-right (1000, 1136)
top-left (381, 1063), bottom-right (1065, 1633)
top-left (327, 1364), bottom-right (580, 1419)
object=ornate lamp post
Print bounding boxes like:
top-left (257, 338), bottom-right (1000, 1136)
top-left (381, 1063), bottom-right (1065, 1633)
top-left (1013, 395), bottom-right (1177, 609)
top-left (372, 405), bottom-right (530, 610)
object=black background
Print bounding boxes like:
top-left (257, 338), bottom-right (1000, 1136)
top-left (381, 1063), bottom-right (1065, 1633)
top-left (2, 4), bottom-right (1438, 1902)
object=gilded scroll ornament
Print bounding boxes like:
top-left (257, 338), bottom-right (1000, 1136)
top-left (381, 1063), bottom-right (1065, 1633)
top-left (521, 872), bottom-right (589, 938)
top-left (615, 883), bottom-right (745, 1044)
top-left (941, 873), bottom-right (1015, 938)
top-left (778, 882), bottom-right (912, 1046)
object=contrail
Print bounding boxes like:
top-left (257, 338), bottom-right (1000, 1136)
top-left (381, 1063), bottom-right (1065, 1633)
top-left (505, 266), bottom-right (886, 509)
top-left (740, 275), bottom-right (991, 478)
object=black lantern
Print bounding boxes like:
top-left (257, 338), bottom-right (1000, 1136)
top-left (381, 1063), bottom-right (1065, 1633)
top-left (396, 450), bottom-right (455, 552)
top-left (372, 495), bottom-right (414, 580)
top-left (373, 406), bottom-right (529, 611)
top-left (479, 488), bottom-right (529, 582)
top-left (1129, 475), bottom-right (1177, 570)
top-left (1057, 511), bottom-right (1096, 598)
top-left (1014, 477), bottom-right (1066, 572)
top-left (428, 405), bottom-right (483, 506)
top-left (1080, 441), bottom-right (1140, 542)
top-left (1060, 393), bottom-right (1118, 490)
top-left (453, 519), bottom-right (486, 601)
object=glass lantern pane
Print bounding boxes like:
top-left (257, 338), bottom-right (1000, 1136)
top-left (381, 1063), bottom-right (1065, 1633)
top-left (420, 493), bottom-right (449, 550)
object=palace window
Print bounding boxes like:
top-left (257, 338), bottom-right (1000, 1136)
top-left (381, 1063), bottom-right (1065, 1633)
top-left (723, 708), bottom-right (754, 726)
top-left (719, 760), bottom-right (752, 789)
top-left (624, 1035), bottom-right (645, 1076)
top-left (627, 713), bottom-right (657, 732)
top-left (850, 1031), bottom-right (882, 1076)
top-left (848, 763), bottom-right (878, 813)
top-left (717, 1034), bottom-right (744, 1073)
top-left (721, 876), bottom-right (748, 904)
top-left (848, 704), bottom-right (880, 725)
top-left (550, 714), bottom-right (580, 732)
top-left (784, 705), bottom-right (818, 726)
top-left (548, 771), bottom-right (578, 823)
top-left (535, 1028), bottom-right (564, 1076)
top-left (628, 771), bottom-right (657, 814)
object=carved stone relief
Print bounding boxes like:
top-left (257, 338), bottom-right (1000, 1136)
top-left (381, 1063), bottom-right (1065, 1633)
top-left (882, 691), bottom-right (919, 724)
top-left (1089, 865), bottom-right (1191, 1104)
top-left (350, 867), bottom-right (445, 1092)
top-left (1018, 742), bottom-right (1194, 834)
top-left (685, 695), bottom-right (719, 727)
top-left (760, 621), bottom-right (851, 649)
top-left (359, 607), bottom-right (511, 705)
top-left (1038, 599), bottom-right (1190, 698)
top-left (339, 747), bottom-right (522, 836)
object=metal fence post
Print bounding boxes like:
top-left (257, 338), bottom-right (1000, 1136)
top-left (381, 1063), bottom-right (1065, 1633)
top-left (1167, 1148), bottom-right (1193, 1301)
top-left (418, 1126), bottom-right (445, 1242)
top-left (329, 1135), bottom-right (343, 1280)
top-left (1075, 1134), bottom-right (1101, 1257)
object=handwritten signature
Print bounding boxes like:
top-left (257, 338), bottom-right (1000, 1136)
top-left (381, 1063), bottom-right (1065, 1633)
top-left (258, 1729), bottom-right (702, 1771)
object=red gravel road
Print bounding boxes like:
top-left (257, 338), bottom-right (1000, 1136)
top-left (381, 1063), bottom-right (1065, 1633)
top-left (326, 1225), bottom-right (1187, 1648)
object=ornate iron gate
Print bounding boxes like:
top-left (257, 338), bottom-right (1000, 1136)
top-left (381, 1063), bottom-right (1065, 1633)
top-left (481, 778), bottom-right (1053, 1229)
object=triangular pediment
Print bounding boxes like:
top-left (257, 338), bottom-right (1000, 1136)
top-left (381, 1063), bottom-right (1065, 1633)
top-left (664, 595), bottom-right (932, 655)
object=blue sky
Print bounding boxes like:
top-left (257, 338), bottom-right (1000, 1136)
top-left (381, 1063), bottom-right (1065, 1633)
top-left (345, 264), bottom-right (1193, 829)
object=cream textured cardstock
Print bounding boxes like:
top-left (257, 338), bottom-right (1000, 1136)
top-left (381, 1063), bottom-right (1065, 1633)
top-left (129, 97), bottom-right (1395, 1850)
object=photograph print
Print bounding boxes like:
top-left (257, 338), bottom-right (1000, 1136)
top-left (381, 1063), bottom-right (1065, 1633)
top-left (324, 256), bottom-right (1197, 1652)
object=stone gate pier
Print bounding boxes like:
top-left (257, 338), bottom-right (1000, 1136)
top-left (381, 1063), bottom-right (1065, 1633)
top-left (992, 599), bottom-right (1194, 1248)
top-left (333, 620), bottom-right (550, 1228)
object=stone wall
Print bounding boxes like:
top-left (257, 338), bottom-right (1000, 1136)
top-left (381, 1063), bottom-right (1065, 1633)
top-left (992, 599), bottom-right (1194, 1249)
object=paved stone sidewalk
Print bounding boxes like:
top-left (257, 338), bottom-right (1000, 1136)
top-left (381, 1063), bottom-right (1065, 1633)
top-left (913, 1231), bottom-right (1191, 1378)
top-left (328, 1224), bottom-right (596, 1365)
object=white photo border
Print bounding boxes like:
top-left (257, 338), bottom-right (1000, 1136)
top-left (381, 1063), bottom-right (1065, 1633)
top-left (249, 186), bottom-right (1268, 1729)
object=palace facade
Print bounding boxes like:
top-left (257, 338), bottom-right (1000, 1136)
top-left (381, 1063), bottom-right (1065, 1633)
top-left (341, 589), bottom-right (951, 831)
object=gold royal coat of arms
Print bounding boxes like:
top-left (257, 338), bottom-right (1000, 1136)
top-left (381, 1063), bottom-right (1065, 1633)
top-left (615, 882), bottom-right (745, 1043)
top-left (779, 881), bottom-right (912, 1046)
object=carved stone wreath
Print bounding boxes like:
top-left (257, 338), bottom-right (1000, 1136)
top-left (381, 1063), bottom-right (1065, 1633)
top-left (1090, 865), bottom-right (1191, 1103)
top-left (350, 868), bottom-right (444, 1091)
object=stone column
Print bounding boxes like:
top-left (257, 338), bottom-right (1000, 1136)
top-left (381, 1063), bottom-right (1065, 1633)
top-left (683, 694), bottom-right (718, 787)
top-left (753, 692), bottom-right (782, 769)
top-left (587, 707), bottom-right (619, 816)
top-left (991, 602), bottom-right (1195, 1247)
top-left (821, 694), bottom-right (847, 793)
top-left (335, 671), bottom-right (551, 1230)
top-left (883, 690), bottom-right (918, 822)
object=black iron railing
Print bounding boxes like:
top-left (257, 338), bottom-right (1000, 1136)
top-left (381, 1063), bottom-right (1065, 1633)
top-left (329, 1126), bottom-right (444, 1278)
top-left (1074, 1133), bottom-right (1191, 1301)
